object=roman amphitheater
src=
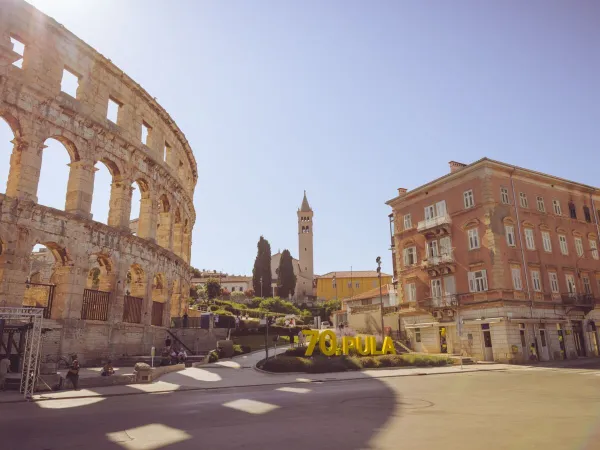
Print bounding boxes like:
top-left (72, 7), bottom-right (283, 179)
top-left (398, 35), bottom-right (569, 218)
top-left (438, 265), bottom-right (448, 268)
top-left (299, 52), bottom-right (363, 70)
top-left (0, 0), bottom-right (196, 363)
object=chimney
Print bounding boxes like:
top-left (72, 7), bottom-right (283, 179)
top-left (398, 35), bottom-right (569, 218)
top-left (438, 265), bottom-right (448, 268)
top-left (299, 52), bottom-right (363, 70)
top-left (449, 161), bottom-right (467, 173)
top-left (397, 188), bottom-right (407, 195)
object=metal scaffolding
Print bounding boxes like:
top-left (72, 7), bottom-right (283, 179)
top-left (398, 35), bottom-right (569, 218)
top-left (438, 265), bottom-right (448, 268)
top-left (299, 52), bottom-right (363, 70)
top-left (0, 307), bottom-right (44, 400)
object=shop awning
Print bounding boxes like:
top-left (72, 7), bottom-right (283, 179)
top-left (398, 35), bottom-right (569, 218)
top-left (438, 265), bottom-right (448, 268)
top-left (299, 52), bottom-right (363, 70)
top-left (509, 318), bottom-right (568, 324)
top-left (462, 317), bottom-right (505, 325)
top-left (404, 322), bottom-right (456, 329)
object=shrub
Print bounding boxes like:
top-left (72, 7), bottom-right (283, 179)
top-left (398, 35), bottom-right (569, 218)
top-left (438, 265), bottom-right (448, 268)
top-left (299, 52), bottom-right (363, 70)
top-left (208, 350), bottom-right (219, 363)
top-left (260, 356), bottom-right (310, 373)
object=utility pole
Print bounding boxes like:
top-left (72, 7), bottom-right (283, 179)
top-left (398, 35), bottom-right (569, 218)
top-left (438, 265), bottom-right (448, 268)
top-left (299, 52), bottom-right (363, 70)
top-left (376, 257), bottom-right (384, 337)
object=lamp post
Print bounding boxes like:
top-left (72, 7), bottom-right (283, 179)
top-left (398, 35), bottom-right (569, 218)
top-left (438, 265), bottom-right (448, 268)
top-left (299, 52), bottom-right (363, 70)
top-left (333, 273), bottom-right (338, 301)
top-left (376, 256), bottom-right (384, 337)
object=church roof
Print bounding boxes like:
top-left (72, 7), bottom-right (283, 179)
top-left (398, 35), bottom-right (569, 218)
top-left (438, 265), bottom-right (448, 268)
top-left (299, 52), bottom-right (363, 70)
top-left (300, 190), bottom-right (312, 212)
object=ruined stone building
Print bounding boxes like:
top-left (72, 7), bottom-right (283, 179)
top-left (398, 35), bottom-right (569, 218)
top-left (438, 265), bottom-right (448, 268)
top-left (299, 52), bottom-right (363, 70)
top-left (0, 0), bottom-right (197, 363)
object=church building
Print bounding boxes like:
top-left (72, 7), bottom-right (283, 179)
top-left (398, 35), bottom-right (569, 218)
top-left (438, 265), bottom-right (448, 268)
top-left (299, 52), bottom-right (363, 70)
top-left (270, 191), bottom-right (315, 302)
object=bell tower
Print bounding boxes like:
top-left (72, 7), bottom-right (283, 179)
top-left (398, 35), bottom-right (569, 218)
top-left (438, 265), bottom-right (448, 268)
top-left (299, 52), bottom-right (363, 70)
top-left (297, 191), bottom-right (314, 298)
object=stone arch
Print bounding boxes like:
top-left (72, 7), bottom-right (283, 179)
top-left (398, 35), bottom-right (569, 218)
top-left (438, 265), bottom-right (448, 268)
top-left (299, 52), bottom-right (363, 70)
top-left (182, 218), bottom-right (191, 263)
top-left (91, 158), bottom-right (122, 225)
top-left (502, 217), bottom-right (516, 225)
top-left (157, 193), bottom-right (173, 249)
top-left (37, 136), bottom-right (80, 211)
top-left (130, 178), bottom-right (153, 238)
top-left (126, 263), bottom-right (146, 298)
top-left (0, 114), bottom-right (19, 195)
top-left (86, 253), bottom-right (114, 291)
top-left (151, 272), bottom-right (168, 326)
top-left (172, 207), bottom-right (183, 257)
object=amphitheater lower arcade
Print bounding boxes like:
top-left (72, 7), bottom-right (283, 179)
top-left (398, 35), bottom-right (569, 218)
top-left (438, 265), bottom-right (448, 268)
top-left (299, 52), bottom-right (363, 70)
top-left (0, 0), bottom-right (197, 364)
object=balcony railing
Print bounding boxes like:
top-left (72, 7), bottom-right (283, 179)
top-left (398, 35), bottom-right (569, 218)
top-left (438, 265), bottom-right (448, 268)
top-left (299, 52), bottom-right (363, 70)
top-left (417, 215), bottom-right (452, 232)
top-left (422, 253), bottom-right (454, 268)
top-left (561, 293), bottom-right (596, 307)
top-left (420, 294), bottom-right (458, 309)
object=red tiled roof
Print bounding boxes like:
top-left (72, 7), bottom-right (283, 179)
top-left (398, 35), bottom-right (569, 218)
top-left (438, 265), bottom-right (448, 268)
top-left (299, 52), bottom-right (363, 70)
top-left (342, 284), bottom-right (393, 302)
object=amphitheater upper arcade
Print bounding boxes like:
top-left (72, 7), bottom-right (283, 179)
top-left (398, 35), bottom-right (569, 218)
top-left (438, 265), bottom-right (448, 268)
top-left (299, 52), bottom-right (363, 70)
top-left (0, 0), bottom-right (197, 330)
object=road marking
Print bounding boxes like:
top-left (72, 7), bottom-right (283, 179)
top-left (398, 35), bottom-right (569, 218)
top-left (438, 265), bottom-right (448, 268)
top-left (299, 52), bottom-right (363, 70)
top-left (276, 387), bottom-right (311, 394)
top-left (223, 398), bottom-right (280, 415)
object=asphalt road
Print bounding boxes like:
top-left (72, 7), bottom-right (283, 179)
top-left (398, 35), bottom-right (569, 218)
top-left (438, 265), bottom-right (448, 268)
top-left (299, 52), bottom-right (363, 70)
top-left (2, 365), bottom-right (600, 450)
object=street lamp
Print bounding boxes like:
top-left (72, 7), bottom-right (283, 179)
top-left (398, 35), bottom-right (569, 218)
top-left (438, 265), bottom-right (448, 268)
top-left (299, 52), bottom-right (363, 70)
top-left (376, 256), bottom-right (384, 337)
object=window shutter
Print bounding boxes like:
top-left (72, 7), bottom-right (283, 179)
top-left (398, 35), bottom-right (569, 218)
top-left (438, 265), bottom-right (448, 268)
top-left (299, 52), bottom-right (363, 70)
top-left (482, 270), bottom-right (488, 290)
top-left (403, 249), bottom-right (409, 266)
top-left (436, 200), bottom-right (447, 217)
top-left (468, 272), bottom-right (475, 292)
top-left (440, 237), bottom-right (450, 255)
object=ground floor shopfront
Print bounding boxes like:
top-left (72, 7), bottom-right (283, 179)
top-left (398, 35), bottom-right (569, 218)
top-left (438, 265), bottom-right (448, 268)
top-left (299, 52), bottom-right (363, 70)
top-left (400, 305), bottom-right (600, 363)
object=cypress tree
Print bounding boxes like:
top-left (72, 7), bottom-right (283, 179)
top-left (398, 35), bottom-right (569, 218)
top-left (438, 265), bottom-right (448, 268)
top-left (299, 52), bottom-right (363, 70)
top-left (277, 249), bottom-right (296, 299)
top-left (252, 236), bottom-right (272, 297)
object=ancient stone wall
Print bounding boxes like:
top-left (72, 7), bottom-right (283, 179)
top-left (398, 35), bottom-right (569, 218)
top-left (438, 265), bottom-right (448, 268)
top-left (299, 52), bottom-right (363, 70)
top-left (0, 0), bottom-right (198, 362)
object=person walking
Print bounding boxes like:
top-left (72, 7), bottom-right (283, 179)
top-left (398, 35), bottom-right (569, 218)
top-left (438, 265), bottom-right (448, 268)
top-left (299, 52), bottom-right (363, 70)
top-left (289, 327), bottom-right (296, 348)
top-left (0, 356), bottom-right (10, 390)
top-left (66, 356), bottom-right (80, 390)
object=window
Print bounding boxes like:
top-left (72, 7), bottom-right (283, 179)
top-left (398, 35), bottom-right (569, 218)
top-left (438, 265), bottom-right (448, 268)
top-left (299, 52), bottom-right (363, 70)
top-left (463, 190), bottom-right (474, 209)
top-left (553, 199), bottom-right (562, 216)
top-left (107, 97), bottom-right (121, 123)
top-left (60, 67), bottom-right (80, 98)
top-left (590, 240), bottom-right (599, 260)
top-left (468, 270), bottom-right (488, 292)
top-left (361, 299), bottom-right (370, 306)
top-left (505, 225), bottom-right (516, 247)
top-left (584, 206), bottom-right (592, 223)
top-left (575, 237), bottom-right (584, 257)
top-left (424, 201), bottom-right (447, 221)
top-left (10, 36), bottom-right (25, 69)
top-left (347, 281), bottom-right (352, 288)
top-left (568, 202), bottom-right (577, 219)
top-left (431, 279), bottom-right (442, 299)
top-left (427, 240), bottom-right (439, 258)
top-left (500, 187), bottom-right (510, 204)
top-left (403, 247), bottom-right (417, 266)
top-left (511, 267), bottom-right (523, 291)
top-left (332, 279), bottom-right (336, 288)
top-left (536, 196), bottom-right (545, 212)
top-left (231, 287), bottom-right (235, 292)
top-left (524, 228), bottom-right (535, 250)
top-left (164, 142), bottom-right (170, 162)
top-left (566, 274), bottom-right (576, 295)
top-left (415, 328), bottom-right (421, 343)
top-left (549, 272), bottom-right (559, 294)
top-left (141, 122), bottom-right (152, 145)
top-left (405, 283), bottom-right (416, 302)
top-left (519, 192), bottom-right (528, 208)
top-left (403, 214), bottom-right (412, 230)
top-left (542, 231), bottom-right (552, 253)
top-left (559, 235), bottom-right (568, 255)
top-left (468, 228), bottom-right (480, 250)
top-left (355, 282), bottom-right (360, 288)
top-left (531, 270), bottom-right (542, 292)
top-left (583, 276), bottom-right (592, 295)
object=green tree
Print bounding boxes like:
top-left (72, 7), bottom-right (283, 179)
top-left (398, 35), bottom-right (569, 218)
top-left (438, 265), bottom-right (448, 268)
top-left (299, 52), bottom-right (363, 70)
top-left (190, 267), bottom-right (202, 278)
top-left (277, 249), bottom-right (296, 299)
top-left (252, 236), bottom-right (272, 297)
top-left (206, 278), bottom-right (221, 299)
top-left (259, 297), bottom-right (300, 315)
top-left (231, 291), bottom-right (246, 304)
top-left (324, 298), bottom-right (341, 319)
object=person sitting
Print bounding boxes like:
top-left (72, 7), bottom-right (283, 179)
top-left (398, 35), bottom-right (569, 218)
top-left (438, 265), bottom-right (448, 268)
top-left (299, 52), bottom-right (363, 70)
top-left (101, 360), bottom-right (115, 376)
top-left (178, 349), bottom-right (187, 363)
top-left (170, 349), bottom-right (178, 365)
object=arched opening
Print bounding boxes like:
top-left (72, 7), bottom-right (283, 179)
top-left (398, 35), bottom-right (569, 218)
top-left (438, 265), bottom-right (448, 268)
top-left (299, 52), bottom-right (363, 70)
top-left (37, 137), bottom-right (77, 210)
top-left (0, 117), bottom-right (16, 194)
top-left (23, 242), bottom-right (69, 318)
top-left (172, 208), bottom-right (183, 257)
top-left (129, 179), bottom-right (150, 238)
top-left (157, 194), bottom-right (172, 249)
top-left (123, 264), bottom-right (146, 324)
top-left (91, 160), bottom-right (119, 225)
top-left (81, 253), bottom-right (113, 321)
top-left (151, 273), bottom-right (167, 326)
top-left (170, 278), bottom-right (182, 319)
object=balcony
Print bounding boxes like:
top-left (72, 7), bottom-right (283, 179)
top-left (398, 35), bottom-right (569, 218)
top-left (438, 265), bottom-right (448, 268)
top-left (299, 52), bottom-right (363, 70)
top-left (417, 215), bottom-right (452, 237)
top-left (421, 253), bottom-right (455, 276)
top-left (561, 293), bottom-right (596, 309)
top-left (420, 294), bottom-right (458, 310)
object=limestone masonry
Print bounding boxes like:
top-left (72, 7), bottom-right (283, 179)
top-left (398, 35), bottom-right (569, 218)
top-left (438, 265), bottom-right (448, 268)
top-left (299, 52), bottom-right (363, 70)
top-left (0, 0), bottom-right (197, 363)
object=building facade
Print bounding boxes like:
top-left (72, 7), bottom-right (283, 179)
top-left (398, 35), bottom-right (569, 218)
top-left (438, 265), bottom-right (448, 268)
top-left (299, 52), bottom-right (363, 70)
top-left (316, 271), bottom-right (393, 301)
top-left (0, 0), bottom-right (196, 364)
top-left (387, 159), bottom-right (600, 363)
top-left (191, 273), bottom-right (252, 294)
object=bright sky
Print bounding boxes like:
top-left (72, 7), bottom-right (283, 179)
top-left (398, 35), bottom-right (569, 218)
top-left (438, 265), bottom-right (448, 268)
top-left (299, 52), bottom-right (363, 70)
top-left (1, 0), bottom-right (599, 277)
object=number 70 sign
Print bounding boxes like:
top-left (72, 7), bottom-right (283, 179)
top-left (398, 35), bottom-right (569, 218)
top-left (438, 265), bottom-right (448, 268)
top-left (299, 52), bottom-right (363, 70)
top-left (302, 330), bottom-right (396, 356)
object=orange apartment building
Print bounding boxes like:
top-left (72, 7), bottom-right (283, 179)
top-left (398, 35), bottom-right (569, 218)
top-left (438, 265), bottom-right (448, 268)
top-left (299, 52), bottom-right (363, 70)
top-left (387, 158), bottom-right (600, 363)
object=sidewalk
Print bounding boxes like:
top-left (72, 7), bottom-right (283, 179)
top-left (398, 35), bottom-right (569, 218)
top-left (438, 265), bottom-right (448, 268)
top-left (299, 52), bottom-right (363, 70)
top-left (0, 348), bottom-right (512, 404)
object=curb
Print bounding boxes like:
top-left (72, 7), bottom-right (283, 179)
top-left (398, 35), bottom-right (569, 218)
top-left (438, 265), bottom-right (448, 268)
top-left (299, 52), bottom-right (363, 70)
top-left (0, 366), bottom-right (509, 404)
